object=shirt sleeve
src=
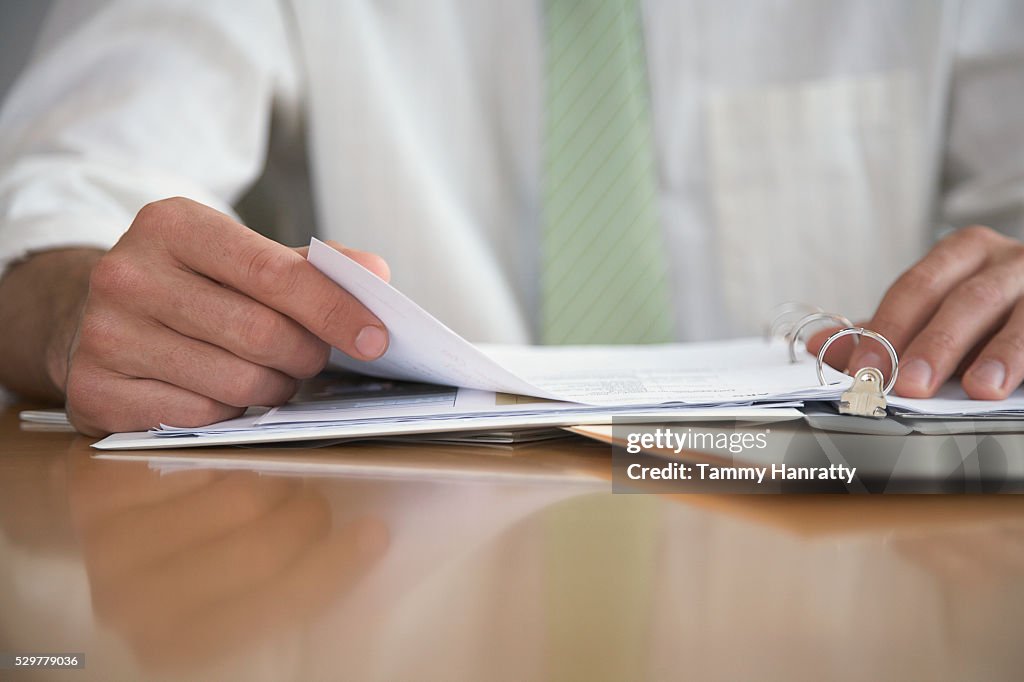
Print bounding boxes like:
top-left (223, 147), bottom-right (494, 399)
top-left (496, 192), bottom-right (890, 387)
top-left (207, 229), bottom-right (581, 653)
top-left (0, 0), bottom-right (301, 276)
top-left (940, 0), bottom-right (1024, 239)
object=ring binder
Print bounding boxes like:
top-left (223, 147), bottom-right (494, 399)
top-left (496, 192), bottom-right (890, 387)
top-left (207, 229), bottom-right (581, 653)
top-left (768, 305), bottom-right (900, 419)
top-left (787, 312), bottom-right (855, 363)
top-left (765, 301), bottom-right (823, 342)
top-left (815, 327), bottom-right (899, 395)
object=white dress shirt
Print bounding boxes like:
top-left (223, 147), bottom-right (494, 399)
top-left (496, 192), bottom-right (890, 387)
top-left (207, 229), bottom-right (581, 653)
top-left (0, 0), bottom-right (1022, 343)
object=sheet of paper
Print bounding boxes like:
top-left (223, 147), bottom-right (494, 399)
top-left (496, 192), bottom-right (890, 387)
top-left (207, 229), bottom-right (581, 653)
top-left (479, 339), bottom-right (849, 406)
top-left (888, 382), bottom-right (1024, 416)
top-left (258, 386), bottom-right (593, 426)
top-left (309, 239), bottom-right (554, 398)
top-left (310, 239), bottom-right (848, 406)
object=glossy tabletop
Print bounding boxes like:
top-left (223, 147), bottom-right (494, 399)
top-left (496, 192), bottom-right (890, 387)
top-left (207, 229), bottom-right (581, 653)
top-left (2, 400), bottom-right (1024, 681)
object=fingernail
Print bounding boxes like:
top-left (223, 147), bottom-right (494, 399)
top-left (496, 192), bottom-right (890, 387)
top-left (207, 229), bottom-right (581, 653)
top-left (901, 358), bottom-right (933, 391)
top-left (970, 359), bottom-right (1006, 391)
top-left (355, 326), bottom-right (388, 359)
top-left (852, 351), bottom-right (883, 372)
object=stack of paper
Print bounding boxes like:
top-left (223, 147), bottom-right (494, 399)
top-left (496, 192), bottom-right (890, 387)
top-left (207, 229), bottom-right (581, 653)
top-left (92, 240), bottom-right (850, 450)
top-left (888, 384), bottom-right (1024, 419)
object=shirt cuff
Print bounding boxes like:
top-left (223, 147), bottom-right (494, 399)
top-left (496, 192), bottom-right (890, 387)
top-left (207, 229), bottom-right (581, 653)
top-left (0, 213), bottom-right (128, 280)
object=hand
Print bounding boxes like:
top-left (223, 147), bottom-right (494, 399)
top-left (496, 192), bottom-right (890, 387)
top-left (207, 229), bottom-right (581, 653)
top-left (68, 454), bottom-right (389, 670)
top-left (814, 226), bottom-right (1024, 399)
top-left (57, 197), bottom-right (391, 435)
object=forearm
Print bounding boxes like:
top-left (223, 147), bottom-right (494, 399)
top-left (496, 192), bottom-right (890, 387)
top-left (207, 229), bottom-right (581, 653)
top-left (0, 248), bottom-right (103, 402)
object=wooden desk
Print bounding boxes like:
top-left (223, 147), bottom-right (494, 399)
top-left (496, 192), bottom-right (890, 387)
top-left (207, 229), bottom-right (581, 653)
top-left (2, 400), bottom-right (1024, 680)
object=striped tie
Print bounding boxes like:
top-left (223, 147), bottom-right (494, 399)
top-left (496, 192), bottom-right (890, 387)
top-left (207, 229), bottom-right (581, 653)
top-left (541, 0), bottom-right (674, 345)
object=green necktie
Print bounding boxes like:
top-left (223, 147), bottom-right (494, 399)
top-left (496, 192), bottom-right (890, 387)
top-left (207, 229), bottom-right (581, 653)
top-left (541, 0), bottom-right (674, 345)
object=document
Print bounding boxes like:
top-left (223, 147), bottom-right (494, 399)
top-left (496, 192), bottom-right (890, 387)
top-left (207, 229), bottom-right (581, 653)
top-left (310, 239), bottom-right (554, 398)
top-left (92, 403), bottom-right (805, 450)
top-left (311, 238), bottom-right (849, 407)
top-left (89, 240), bottom-right (846, 451)
top-left (480, 340), bottom-right (847, 405)
top-left (888, 383), bottom-right (1024, 417)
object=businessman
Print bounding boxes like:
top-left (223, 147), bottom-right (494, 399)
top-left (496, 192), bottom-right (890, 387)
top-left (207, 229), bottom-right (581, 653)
top-left (0, 1), bottom-right (1022, 435)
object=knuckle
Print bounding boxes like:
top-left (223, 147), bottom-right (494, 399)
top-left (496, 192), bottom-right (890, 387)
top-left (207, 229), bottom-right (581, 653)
top-left (222, 366), bottom-right (295, 408)
top-left (76, 313), bottom-right (118, 357)
top-left (1009, 245), bottom-right (1024, 265)
top-left (895, 263), bottom-right (944, 298)
top-left (234, 310), bottom-right (328, 378)
top-left (133, 197), bottom-right (190, 235)
top-left (237, 308), bottom-right (283, 359)
top-left (260, 376), bottom-right (298, 406)
top-left (132, 201), bottom-right (163, 231)
top-left (314, 294), bottom-right (357, 340)
top-left (66, 373), bottom-right (145, 436)
top-left (953, 224), bottom-right (998, 246)
top-left (864, 314), bottom-right (906, 341)
top-left (293, 341), bottom-right (331, 379)
top-left (991, 331), bottom-right (1024, 357)
top-left (178, 396), bottom-right (239, 427)
top-left (275, 377), bottom-right (301, 403)
top-left (242, 246), bottom-right (302, 299)
top-left (89, 254), bottom-right (144, 297)
top-left (920, 328), bottom-right (960, 355)
top-left (65, 373), bottom-right (106, 436)
top-left (224, 365), bottom-right (269, 407)
top-left (958, 277), bottom-right (1007, 309)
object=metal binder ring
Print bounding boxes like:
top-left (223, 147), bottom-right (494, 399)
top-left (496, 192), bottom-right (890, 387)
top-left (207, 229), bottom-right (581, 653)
top-left (766, 302), bottom-right (823, 342)
top-left (787, 312), bottom-right (855, 363)
top-left (816, 328), bottom-right (899, 395)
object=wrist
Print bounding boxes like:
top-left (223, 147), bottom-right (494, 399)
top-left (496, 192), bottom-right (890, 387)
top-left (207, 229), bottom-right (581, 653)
top-left (44, 250), bottom-right (101, 396)
top-left (44, 302), bottom-right (84, 396)
top-left (0, 248), bottom-right (101, 401)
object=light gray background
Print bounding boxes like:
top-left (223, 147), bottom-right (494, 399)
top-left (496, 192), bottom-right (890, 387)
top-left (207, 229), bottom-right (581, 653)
top-left (0, 1), bottom-right (53, 107)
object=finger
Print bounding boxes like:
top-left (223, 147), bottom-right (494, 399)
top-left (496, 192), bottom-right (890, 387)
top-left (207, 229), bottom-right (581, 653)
top-left (962, 299), bottom-right (1024, 399)
top-left (81, 473), bottom-right (298, 586)
top-left (895, 262), bottom-right (1024, 397)
top-left (952, 340), bottom-right (988, 378)
top-left (92, 487), bottom-right (331, 634)
top-left (80, 313), bottom-right (299, 408)
top-left (66, 366), bottom-right (242, 436)
top-left (131, 199), bottom-right (390, 360)
top-left (292, 241), bottom-right (391, 283)
top-left (848, 227), bottom-right (997, 373)
top-left (122, 265), bottom-right (330, 380)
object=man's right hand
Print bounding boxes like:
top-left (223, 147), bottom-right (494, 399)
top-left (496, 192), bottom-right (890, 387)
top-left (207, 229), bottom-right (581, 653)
top-left (48, 197), bottom-right (389, 436)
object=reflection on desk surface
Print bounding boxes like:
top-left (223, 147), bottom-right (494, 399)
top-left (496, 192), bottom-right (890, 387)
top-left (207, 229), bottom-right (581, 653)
top-left (2, 402), bottom-right (1024, 681)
